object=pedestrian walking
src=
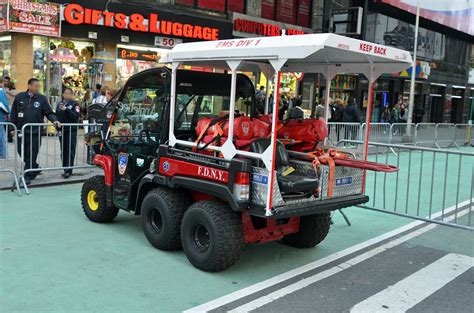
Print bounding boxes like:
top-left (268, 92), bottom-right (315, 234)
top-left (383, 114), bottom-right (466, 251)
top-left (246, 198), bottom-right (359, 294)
top-left (92, 85), bottom-right (108, 104)
top-left (329, 98), bottom-right (344, 142)
top-left (343, 98), bottom-right (361, 141)
top-left (0, 77), bottom-right (10, 159)
top-left (316, 97), bottom-right (332, 119)
top-left (415, 104), bottom-right (425, 124)
top-left (92, 83), bottom-right (101, 101)
top-left (4, 82), bottom-right (18, 143)
top-left (10, 78), bottom-right (60, 184)
top-left (399, 104), bottom-right (408, 123)
top-left (56, 87), bottom-right (80, 179)
top-left (289, 97), bottom-right (305, 120)
top-left (381, 105), bottom-right (391, 123)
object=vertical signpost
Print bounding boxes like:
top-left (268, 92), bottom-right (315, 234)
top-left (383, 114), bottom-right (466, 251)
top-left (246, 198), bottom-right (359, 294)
top-left (406, 0), bottom-right (420, 137)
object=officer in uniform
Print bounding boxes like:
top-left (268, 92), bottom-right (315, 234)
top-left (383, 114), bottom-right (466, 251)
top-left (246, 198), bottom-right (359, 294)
top-left (10, 78), bottom-right (60, 184)
top-left (56, 87), bottom-right (80, 178)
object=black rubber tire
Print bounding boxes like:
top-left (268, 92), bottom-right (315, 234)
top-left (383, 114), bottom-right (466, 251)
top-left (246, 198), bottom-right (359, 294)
top-left (384, 36), bottom-right (392, 46)
top-left (181, 201), bottom-right (244, 272)
top-left (141, 188), bottom-right (191, 251)
top-left (281, 213), bottom-right (331, 248)
top-left (81, 175), bottom-right (119, 223)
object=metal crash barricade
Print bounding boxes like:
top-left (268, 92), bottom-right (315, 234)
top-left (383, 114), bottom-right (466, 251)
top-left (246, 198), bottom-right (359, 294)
top-left (362, 123), bottom-right (391, 144)
top-left (435, 123), bottom-right (456, 148)
top-left (0, 122), bottom-right (21, 195)
top-left (414, 123), bottom-right (436, 147)
top-left (327, 122), bottom-right (361, 145)
top-left (19, 123), bottom-right (101, 194)
top-left (389, 123), bottom-right (416, 145)
top-left (337, 139), bottom-right (473, 231)
top-left (453, 124), bottom-right (472, 147)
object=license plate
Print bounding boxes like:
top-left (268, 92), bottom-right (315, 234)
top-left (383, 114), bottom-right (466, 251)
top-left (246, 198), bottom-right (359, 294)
top-left (336, 176), bottom-right (353, 186)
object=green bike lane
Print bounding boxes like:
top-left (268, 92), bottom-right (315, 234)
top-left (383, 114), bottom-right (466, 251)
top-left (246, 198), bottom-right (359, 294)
top-left (0, 149), bottom-right (472, 312)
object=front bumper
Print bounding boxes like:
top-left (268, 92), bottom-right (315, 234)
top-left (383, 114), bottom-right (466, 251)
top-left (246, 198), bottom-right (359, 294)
top-left (248, 194), bottom-right (369, 218)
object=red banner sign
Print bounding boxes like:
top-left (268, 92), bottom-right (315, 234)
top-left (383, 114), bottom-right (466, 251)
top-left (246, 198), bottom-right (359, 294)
top-left (8, 0), bottom-right (60, 37)
top-left (63, 4), bottom-right (220, 41)
top-left (0, 0), bottom-right (8, 32)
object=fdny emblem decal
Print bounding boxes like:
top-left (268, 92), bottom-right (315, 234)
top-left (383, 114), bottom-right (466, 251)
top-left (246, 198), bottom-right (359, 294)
top-left (118, 153), bottom-right (128, 175)
top-left (162, 160), bottom-right (170, 172)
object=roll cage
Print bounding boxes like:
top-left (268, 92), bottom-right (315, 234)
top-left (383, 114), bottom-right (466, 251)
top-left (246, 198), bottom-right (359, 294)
top-left (160, 33), bottom-right (412, 216)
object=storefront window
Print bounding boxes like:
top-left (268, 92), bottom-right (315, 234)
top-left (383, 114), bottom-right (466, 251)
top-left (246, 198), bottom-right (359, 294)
top-left (48, 39), bottom-right (95, 105)
top-left (116, 45), bottom-right (169, 87)
top-left (0, 36), bottom-right (12, 77)
top-left (33, 36), bottom-right (48, 94)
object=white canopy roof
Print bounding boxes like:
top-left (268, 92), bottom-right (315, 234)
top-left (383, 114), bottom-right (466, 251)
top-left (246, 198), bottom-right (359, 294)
top-left (161, 33), bottom-right (412, 76)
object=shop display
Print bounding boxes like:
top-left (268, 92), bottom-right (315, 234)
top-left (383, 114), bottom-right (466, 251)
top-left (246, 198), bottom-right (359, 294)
top-left (116, 45), bottom-right (169, 87)
top-left (48, 39), bottom-right (95, 104)
top-left (0, 36), bottom-right (11, 77)
top-left (330, 74), bottom-right (357, 104)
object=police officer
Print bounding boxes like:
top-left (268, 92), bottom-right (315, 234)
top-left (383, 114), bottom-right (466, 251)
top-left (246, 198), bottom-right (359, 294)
top-left (56, 87), bottom-right (80, 179)
top-left (10, 78), bottom-right (60, 184)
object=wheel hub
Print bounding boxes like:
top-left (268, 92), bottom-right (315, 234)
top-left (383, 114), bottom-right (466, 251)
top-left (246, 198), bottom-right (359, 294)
top-left (150, 209), bottom-right (163, 233)
top-left (193, 224), bottom-right (210, 252)
top-left (87, 190), bottom-right (99, 211)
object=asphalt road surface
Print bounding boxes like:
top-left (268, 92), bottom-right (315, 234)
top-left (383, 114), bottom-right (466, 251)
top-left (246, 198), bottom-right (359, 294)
top-left (187, 204), bottom-right (473, 313)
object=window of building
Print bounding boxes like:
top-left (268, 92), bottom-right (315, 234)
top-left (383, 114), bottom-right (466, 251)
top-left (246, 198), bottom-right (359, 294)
top-left (0, 36), bottom-right (11, 78)
top-left (262, 0), bottom-right (311, 27)
top-left (176, 0), bottom-right (245, 13)
top-left (33, 36), bottom-right (48, 95)
top-left (48, 39), bottom-right (95, 105)
top-left (116, 44), bottom-right (170, 87)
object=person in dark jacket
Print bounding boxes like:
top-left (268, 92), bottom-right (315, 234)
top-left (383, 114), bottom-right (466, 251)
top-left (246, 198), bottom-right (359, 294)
top-left (56, 87), bottom-right (80, 178)
top-left (289, 97), bottom-right (304, 120)
top-left (343, 98), bottom-right (361, 141)
top-left (329, 98), bottom-right (344, 141)
top-left (10, 78), bottom-right (60, 184)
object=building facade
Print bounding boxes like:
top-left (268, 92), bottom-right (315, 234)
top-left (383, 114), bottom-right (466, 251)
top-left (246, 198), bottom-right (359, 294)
top-left (0, 0), bottom-right (318, 104)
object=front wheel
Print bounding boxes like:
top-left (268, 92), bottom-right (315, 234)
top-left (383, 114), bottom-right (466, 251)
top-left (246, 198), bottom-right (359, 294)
top-left (181, 201), bottom-right (244, 272)
top-left (281, 212), bottom-right (331, 248)
top-left (81, 175), bottom-right (119, 223)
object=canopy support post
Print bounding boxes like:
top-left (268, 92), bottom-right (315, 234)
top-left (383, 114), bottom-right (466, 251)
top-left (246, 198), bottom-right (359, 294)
top-left (324, 66), bottom-right (334, 122)
top-left (363, 65), bottom-right (375, 162)
top-left (168, 61), bottom-right (180, 147)
top-left (221, 60), bottom-right (241, 160)
top-left (264, 78), bottom-right (270, 114)
top-left (263, 59), bottom-right (287, 217)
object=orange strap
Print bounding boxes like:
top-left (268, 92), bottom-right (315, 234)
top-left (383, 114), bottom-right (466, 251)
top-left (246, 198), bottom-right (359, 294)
top-left (308, 148), bottom-right (337, 198)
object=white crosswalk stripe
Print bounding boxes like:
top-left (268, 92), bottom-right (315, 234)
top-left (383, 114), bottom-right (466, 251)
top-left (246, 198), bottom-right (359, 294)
top-left (350, 253), bottom-right (473, 313)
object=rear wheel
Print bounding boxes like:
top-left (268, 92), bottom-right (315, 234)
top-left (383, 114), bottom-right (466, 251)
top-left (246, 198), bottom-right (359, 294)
top-left (281, 213), bottom-right (331, 248)
top-left (181, 201), bottom-right (244, 272)
top-left (141, 188), bottom-right (191, 250)
top-left (81, 175), bottom-right (119, 223)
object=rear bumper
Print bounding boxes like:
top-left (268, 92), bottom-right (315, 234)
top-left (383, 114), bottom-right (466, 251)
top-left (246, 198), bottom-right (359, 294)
top-left (249, 194), bottom-right (369, 218)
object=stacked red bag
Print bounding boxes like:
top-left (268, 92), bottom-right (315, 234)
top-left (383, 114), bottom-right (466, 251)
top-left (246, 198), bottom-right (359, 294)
top-left (195, 115), bottom-right (327, 153)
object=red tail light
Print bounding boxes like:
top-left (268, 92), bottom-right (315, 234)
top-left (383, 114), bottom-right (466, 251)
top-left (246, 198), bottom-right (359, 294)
top-left (234, 172), bottom-right (250, 202)
top-left (235, 172), bottom-right (250, 184)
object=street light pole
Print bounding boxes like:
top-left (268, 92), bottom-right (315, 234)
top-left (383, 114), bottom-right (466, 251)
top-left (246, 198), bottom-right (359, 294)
top-left (406, 0), bottom-right (420, 136)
